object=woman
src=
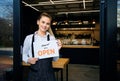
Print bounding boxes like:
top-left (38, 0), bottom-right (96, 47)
top-left (22, 12), bottom-right (62, 81)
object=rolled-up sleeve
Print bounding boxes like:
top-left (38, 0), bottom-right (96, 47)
top-left (22, 36), bottom-right (31, 63)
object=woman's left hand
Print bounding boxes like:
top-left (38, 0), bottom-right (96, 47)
top-left (57, 39), bottom-right (62, 50)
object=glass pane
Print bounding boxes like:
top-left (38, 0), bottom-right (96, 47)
top-left (0, 0), bottom-right (13, 81)
top-left (117, 0), bottom-right (120, 81)
top-left (118, 1), bottom-right (120, 28)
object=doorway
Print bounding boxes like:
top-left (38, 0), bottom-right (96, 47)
top-left (13, 0), bottom-right (117, 81)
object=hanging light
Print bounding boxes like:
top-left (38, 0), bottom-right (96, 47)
top-left (92, 19), bottom-right (96, 24)
top-left (64, 20), bottom-right (69, 25)
top-left (52, 21), bottom-right (57, 25)
top-left (78, 20), bottom-right (82, 25)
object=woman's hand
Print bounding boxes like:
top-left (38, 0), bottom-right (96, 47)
top-left (27, 58), bottom-right (38, 64)
top-left (57, 39), bottom-right (62, 50)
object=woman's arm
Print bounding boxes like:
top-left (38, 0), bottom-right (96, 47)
top-left (22, 35), bottom-right (38, 64)
top-left (22, 36), bottom-right (30, 63)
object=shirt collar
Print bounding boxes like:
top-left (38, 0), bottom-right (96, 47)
top-left (34, 31), bottom-right (50, 37)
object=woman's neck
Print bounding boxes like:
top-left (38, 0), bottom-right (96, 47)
top-left (37, 30), bottom-right (46, 37)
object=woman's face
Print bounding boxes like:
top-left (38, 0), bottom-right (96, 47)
top-left (37, 16), bottom-right (51, 32)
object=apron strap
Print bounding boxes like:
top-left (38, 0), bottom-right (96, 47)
top-left (31, 34), bottom-right (35, 57)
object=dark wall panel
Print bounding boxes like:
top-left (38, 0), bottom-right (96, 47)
top-left (21, 4), bottom-right (39, 45)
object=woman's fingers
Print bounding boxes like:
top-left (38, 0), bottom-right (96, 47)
top-left (57, 39), bottom-right (62, 49)
top-left (28, 58), bottom-right (38, 64)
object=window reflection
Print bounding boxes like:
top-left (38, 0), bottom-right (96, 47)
top-left (0, 0), bottom-right (13, 47)
top-left (117, 1), bottom-right (120, 81)
top-left (0, 0), bottom-right (13, 81)
top-left (117, 1), bottom-right (120, 27)
top-left (117, 1), bottom-right (120, 47)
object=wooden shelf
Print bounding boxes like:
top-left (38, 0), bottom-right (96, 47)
top-left (52, 24), bottom-right (95, 28)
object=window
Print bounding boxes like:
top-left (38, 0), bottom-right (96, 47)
top-left (0, 0), bottom-right (13, 47)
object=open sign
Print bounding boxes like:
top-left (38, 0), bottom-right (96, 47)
top-left (33, 40), bottom-right (59, 59)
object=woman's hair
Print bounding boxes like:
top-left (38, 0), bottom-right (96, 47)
top-left (37, 12), bottom-right (52, 21)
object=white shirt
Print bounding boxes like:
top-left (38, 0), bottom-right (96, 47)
top-left (22, 32), bottom-right (59, 63)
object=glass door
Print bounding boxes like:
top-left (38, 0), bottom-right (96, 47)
top-left (117, 0), bottom-right (120, 80)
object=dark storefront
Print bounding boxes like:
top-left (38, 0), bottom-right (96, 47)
top-left (13, 0), bottom-right (118, 81)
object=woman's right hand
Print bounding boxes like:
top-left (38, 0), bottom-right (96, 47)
top-left (57, 39), bottom-right (62, 50)
top-left (27, 58), bottom-right (38, 64)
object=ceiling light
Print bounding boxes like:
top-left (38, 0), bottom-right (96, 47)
top-left (22, 1), bottom-right (39, 11)
top-left (50, 0), bottom-right (54, 4)
top-left (29, 0), bottom-right (93, 6)
top-left (57, 10), bottom-right (100, 14)
top-left (83, 0), bottom-right (86, 9)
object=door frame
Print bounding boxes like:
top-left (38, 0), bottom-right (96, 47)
top-left (13, 0), bottom-right (22, 81)
top-left (100, 0), bottom-right (117, 81)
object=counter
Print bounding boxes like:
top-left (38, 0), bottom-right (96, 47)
top-left (60, 45), bottom-right (100, 64)
top-left (62, 45), bottom-right (100, 48)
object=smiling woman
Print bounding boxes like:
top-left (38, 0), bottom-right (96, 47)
top-left (22, 12), bottom-right (62, 81)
